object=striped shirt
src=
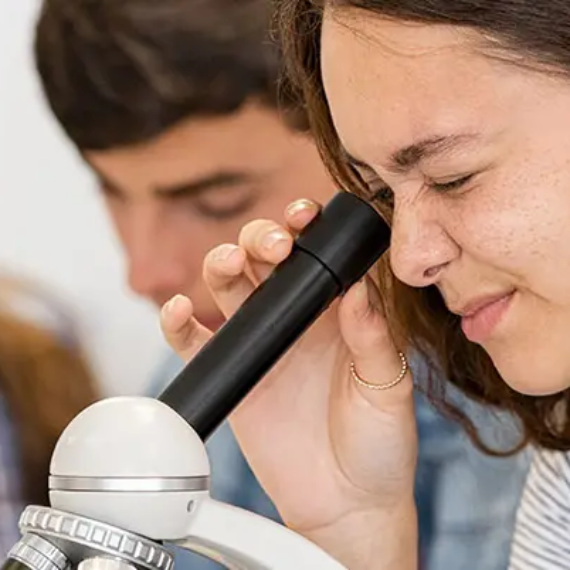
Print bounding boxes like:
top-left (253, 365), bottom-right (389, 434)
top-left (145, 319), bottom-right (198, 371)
top-left (510, 449), bottom-right (570, 568)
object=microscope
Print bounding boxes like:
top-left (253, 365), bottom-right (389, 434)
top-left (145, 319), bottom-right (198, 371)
top-left (2, 192), bottom-right (390, 570)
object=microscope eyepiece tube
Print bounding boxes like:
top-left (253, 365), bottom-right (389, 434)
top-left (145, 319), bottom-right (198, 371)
top-left (159, 191), bottom-right (390, 440)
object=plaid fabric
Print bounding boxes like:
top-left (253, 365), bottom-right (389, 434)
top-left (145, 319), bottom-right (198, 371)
top-left (0, 395), bottom-right (24, 558)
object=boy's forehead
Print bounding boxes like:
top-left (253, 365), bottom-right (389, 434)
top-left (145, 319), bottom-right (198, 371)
top-left (84, 103), bottom-right (308, 194)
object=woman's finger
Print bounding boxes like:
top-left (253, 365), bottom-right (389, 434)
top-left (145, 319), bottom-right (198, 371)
top-left (199, 200), bottom-right (324, 333)
top-left (338, 278), bottom-right (413, 408)
top-left (160, 294), bottom-right (213, 362)
top-left (237, 219), bottom-right (294, 284)
top-left (235, 200), bottom-right (320, 284)
top-left (201, 242), bottom-right (260, 319)
top-left (284, 198), bottom-right (322, 234)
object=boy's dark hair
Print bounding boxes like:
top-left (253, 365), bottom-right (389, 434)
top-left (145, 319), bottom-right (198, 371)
top-left (34, 0), bottom-right (307, 151)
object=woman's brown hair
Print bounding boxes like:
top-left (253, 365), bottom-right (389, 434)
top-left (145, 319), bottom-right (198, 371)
top-left (274, 0), bottom-right (570, 454)
top-left (0, 275), bottom-right (99, 506)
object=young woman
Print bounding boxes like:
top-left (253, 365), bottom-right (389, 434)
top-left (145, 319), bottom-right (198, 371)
top-left (0, 276), bottom-right (99, 554)
top-left (159, 0), bottom-right (570, 568)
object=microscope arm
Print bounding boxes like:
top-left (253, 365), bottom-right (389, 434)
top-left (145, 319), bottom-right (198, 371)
top-left (174, 497), bottom-right (347, 570)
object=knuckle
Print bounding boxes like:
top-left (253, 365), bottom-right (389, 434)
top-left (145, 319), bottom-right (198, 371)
top-left (349, 323), bottom-right (392, 357)
top-left (238, 219), bottom-right (281, 246)
top-left (203, 244), bottom-right (236, 272)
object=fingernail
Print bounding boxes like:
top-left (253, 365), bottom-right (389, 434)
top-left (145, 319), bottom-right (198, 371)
top-left (164, 294), bottom-right (183, 315)
top-left (262, 229), bottom-right (289, 249)
top-left (286, 198), bottom-right (316, 217)
top-left (213, 244), bottom-right (240, 262)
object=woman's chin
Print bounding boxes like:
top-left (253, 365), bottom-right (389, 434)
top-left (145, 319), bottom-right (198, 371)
top-left (499, 365), bottom-right (570, 397)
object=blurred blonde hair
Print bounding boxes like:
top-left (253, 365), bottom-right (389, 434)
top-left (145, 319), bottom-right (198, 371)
top-left (0, 274), bottom-right (99, 506)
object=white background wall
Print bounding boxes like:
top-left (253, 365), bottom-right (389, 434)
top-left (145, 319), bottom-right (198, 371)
top-left (0, 0), bottom-right (169, 395)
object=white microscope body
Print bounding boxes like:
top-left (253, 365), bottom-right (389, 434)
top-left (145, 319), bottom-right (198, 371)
top-left (13, 397), bottom-right (346, 570)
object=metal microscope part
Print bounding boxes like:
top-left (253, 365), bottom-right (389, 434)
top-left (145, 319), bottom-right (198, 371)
top-left (19, 506), bottom-right (173, 570)
top-left (49, 475), bottom-right (209, 493)
top-left (8, 533), bottom-right (69, 570)
top-left (78, 557), bottom-right (138, 570)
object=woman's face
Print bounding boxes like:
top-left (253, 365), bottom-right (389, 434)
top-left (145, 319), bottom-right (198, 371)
top-left (321, 9), bottom-right (570, 396)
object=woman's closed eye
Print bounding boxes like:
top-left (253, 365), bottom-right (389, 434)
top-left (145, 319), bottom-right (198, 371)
top-left (355, 169), bottom-right (475, 208)
top-left (429, 173), bottom-right (474, 193)
top-left (367, 174), bottom-right (473, 204)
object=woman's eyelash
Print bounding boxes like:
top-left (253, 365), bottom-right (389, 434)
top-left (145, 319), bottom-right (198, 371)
top-left (370, 186), bottom-right (394, 205)
top-left (361, 173), bottom-right (474, 206)
top-left (429, 174), bottom-right (474, 192)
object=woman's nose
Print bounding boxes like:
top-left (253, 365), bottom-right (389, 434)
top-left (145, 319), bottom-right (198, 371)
top-left (389, 204), bottom-right (459, 288)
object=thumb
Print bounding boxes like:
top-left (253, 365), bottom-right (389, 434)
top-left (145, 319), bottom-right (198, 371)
top-left (160, 294), bottom-right (214, 363)
top-left (338, 278), bottom-right (413, 407)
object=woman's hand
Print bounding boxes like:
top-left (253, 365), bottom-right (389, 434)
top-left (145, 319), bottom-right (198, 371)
top-left (160, 198), bottom-right (418, 568)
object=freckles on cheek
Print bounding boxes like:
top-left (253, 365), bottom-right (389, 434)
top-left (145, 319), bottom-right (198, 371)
top-left (449, 194), bottom-right (516, 259)
top-left (449, 182), bottom-right (536, 268)
top-left (463, 170), bottom-right (567, 276)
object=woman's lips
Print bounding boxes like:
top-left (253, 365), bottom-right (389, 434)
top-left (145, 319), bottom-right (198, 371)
top-left (460, 292), bottom-right (514, 343)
